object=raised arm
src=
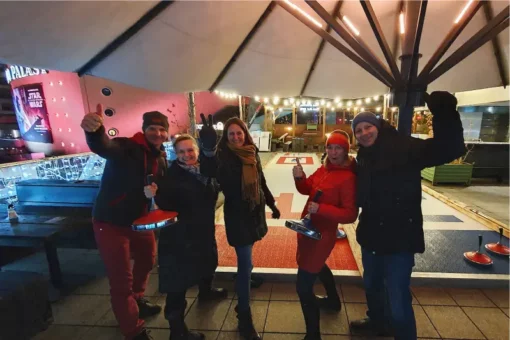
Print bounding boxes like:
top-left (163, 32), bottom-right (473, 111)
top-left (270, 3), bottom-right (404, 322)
top-left (401, 91), bottom-right (466, 170)
top-left (82, 104), bottom-right (130, 160)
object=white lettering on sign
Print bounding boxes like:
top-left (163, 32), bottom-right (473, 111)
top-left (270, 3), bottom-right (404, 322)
top-left (4, 65), bottom-right (48, 84)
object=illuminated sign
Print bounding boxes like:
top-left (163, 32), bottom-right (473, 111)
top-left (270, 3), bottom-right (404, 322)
top-left (4, 65), bottom-right (49, 84)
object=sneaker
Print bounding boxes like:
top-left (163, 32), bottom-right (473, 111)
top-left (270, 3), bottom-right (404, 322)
top-left (137, 297), bottom-right (162, 319)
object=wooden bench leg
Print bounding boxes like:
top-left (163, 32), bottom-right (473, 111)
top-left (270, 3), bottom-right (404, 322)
top-left (44, 240), bottom-right (62, 288)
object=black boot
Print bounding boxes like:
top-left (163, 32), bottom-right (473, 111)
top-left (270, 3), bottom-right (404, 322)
top-left (198, 276), bottom-right (228, 301)
top-left (133, 328), bottom-right (153, 340)
top-left (350, 318), bottom-right (393, 336)
top-left (137, 297), bottom-right (162, 319)
top-left (167, 301), bottom-right (205, 340)
top-left (235, 305), bottom-right (261, 340)
top-left (197, 287), bottom-right (228, 301)
top-left (315, 295), bottom-right (341, 312)
top-left (316, 265), bottom-right (341, 312)
top-left (300, 300), bottom-right (321, 340)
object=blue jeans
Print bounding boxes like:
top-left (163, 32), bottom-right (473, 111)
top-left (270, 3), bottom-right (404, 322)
top-left (235, 244), bottom-right (253, 311)
top-left (361, 248), bottom-right (417, 340)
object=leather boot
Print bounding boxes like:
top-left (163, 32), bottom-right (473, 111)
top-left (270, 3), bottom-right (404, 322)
top-left (133, 328), bottom-right (153, 340)
top-left (166, 300), bottom-right (205, 340)
top-left (315, 295), bottom-right (341, 312)
top-left (300, 300), bottom-right (321, 340)
top-left (235, 305), bottom-right (261, 340)
top-left (137, 297), bottom-right (162, 319)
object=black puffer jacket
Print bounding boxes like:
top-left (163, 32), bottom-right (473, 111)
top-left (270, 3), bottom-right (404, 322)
top-left (203, 145), bottom-right (275, 247)
top-left (355, 110), bottom-right (465, 254)
top-left (155, 160), bottom-right (219, 293)
top-left (85, 126), bottom-right (167, 227)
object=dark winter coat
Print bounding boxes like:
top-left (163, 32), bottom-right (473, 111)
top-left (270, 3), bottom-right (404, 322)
top-left (154, 160), bottom-right (219, 293)
top-left (355, 112), bottom-right (466, 255)
top-left (295, 157), bottom-right (358, 273)
top-left (85, 126), bottom-right (167, 227)
top-left (204, 145), bottom-right (275, 247)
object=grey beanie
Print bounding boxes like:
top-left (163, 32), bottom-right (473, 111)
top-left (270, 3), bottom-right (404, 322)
top-left (352, 111), bottom-right (381, 131)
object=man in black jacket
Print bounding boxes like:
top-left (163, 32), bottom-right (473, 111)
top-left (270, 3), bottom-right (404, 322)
top-left (349, 92), bottom-right (466, 340)
top-left (81, 104), bottom-right (169, 340)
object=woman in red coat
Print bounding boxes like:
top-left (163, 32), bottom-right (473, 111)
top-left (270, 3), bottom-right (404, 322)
top-left (293, 130), bottom-right (358, 340)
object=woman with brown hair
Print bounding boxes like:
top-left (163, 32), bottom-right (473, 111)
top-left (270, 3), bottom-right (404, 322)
top-left (200, 116), bottom-right (280, 340)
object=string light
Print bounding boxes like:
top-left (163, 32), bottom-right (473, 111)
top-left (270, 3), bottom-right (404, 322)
top-left (283, 0), bottom-right (323, 28)
top-left (376, 107), bottom-right (382, 112)
top-left (373, 95), bottom-right (380, 101)
top-left (365, 98), bottom-right (371, 104)
top-left (343, 16), bottom-right (360, 36)
top-left (399, 12), bottom-right (405, 34)
top-left (283, 99), bottom-right (289, 106)
top-left (254, 96), bottom-right (260, 101)
top-left (455, 0), bottom-right (474, 24)
top-left (356, 99), bottom-right (362, 105)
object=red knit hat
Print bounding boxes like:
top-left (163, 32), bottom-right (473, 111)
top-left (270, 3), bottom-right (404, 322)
top-left (326, 130), bottom-right (350, 152)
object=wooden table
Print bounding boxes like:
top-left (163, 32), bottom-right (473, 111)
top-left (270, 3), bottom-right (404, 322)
top-left (0, 214), bottom-right (91, 288)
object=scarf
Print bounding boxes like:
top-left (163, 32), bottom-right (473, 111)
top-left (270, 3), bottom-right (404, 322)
top-left (227, 143), bottom-right (260, 209)
top-left (176, 161), bottom-right (209, 186)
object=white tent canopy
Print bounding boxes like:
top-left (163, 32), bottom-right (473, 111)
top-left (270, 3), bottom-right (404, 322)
top-left (0, 0), bottom-right (508, 99)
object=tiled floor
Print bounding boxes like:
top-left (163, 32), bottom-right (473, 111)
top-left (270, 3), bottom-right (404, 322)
top-left (31, 278), bottom-right (509, 340)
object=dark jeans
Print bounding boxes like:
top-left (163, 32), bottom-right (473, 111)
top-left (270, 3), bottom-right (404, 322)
top-left (361, 248), bottom-right (417, 340)
top-left (235, 244), bottom-right (254, 311)
top-left (164, 275), bottom-right (214, 317)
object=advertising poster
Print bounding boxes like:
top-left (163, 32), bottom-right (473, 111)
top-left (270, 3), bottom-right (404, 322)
top-left (12, 83), bottom-right (54, 144)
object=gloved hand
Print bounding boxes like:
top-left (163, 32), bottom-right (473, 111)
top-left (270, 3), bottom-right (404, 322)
top-left (424, 91), bottom-right (457, 116)
top-left (270, 204), bottom-right (281, 219)
top-left (199, 113), bottom-right (217, 151)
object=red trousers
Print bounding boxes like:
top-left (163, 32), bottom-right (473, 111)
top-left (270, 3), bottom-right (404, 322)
top-left (93, 221), bottom-right (156, 339)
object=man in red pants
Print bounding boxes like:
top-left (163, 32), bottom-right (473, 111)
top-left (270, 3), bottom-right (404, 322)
top-left (81, 104), bottom-right (168, 340)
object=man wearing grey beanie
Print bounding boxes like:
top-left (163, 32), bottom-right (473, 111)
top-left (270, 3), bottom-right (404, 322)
top-left (349, 91), bottom-right (466, 340)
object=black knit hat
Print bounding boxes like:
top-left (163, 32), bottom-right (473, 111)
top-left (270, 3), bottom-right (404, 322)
top-left (142, 111), bottom-right (169, 131)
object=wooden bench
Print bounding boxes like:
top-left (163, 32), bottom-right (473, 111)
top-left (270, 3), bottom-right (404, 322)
top-left (0, 214), bottom-right (91, 288)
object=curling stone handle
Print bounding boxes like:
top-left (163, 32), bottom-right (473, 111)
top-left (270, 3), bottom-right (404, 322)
top-left (312, 190), bottom-right (323, 202)
top-left (478, 234), bottom-right (482, 252)
top-left (147, 174), bottom-right (154, 185)
top-left (499, 227), bottom-right (503, 243)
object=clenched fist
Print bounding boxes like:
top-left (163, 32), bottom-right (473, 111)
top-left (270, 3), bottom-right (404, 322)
top-left (307, 202), bottom-right (319, 214)
top-left (81, 104), bottom-right (104, 132)
top-left (144, 183), bottom-right (158, 199)
top-left (292, 157), bottom-right (305, 178)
